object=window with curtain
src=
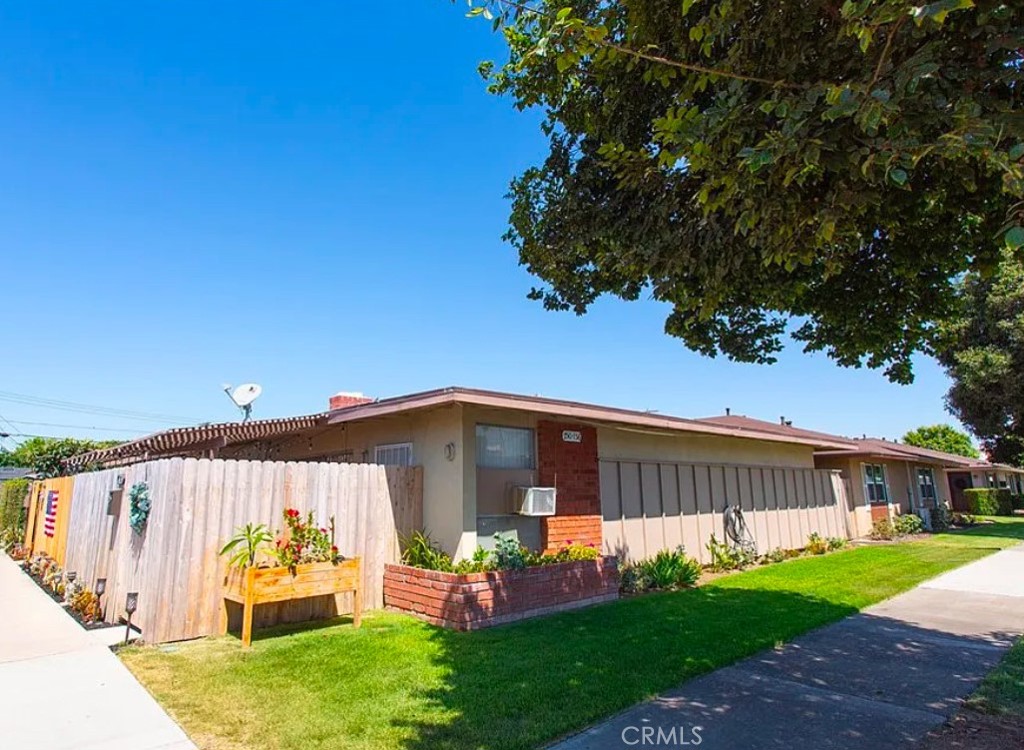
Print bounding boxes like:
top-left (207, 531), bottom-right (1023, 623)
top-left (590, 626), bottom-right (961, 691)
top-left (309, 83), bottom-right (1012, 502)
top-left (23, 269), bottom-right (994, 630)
top-left (863, 464), bottom-right (888, 504)
top-left (916, 468), bottom-right (936, 501)
top-left (475, 425), bottom-right (535, 469)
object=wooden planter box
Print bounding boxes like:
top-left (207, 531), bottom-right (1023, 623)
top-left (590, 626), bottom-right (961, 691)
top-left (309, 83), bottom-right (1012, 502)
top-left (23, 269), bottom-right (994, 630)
top-left (384, 557), bottom-right (619, 631)
top-left (221, 558), bottom-right (362, 647)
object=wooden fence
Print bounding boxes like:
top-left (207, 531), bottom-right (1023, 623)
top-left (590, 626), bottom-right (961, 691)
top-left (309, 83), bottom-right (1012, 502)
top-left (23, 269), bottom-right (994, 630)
top-left (23, 476), bottom-right (75, 564)
top-left (58, 458), bottom-right (422, 643)
top-left (600, 460), bottom-right (849, 564)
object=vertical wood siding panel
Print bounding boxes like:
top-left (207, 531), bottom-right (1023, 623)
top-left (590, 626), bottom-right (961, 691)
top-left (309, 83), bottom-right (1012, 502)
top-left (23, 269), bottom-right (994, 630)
top-left (659, 464), bottom-right (683, 552)
top-left (640, 463), bottom-right (664, 554)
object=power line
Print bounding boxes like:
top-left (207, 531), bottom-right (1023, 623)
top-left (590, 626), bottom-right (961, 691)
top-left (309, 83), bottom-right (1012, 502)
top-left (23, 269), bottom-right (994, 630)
top-left (0, 390), bottom-right (202, 424)
top-left (5, 419), bottom-right (147, 434)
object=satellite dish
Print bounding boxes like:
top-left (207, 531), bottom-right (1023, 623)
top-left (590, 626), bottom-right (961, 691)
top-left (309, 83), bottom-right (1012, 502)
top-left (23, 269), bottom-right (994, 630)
top-left (232, 384), bottom-right (262, 407)
top-left (222, 383), bottom-right (262, 422)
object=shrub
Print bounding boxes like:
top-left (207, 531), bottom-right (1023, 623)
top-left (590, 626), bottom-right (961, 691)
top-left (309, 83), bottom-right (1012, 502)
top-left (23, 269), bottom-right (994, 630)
top-left (1012, 495), bottom-right (1024, 511)
top-left (0, 478), bottom-right (28, 546)
top-left (619, 563), bottom-right (647, 594)
top-left (805, 533), bottom-right (828, 555)
top-left (492, 533), bottom-right (529, 571)
top-left (270, 509), bottom-right (342, 568)
top-left (69, 587), bottom-right (102, 622)
top-left (555, 542), bottom-right (601, 562)
top-left (400, 530), bottom-right (454, 571)
top-left (620, 546), bottom-right (701, 593)
top-left (706, 534), bottom-right (756, 571)
top-left (893, 513), bottom-right (924, 535)
top-left (931, 504), bottom-right (953, 532)
top-left (952, 512), bottom-right (976, 526)
top-left (870, 518), bottom-right (896, 540)
top-left (452, 546), bottom-right (491, 574)
top-left (219, 523), bottom-right (273, 569)
top-left (826, 536), bottom-right (847, 551)
top-left (763, 547), bottom-right (789, 564)
top-left (964, 488), bottom-right (1013, 516)
top-left (641, 547), bottom-right (701, 590)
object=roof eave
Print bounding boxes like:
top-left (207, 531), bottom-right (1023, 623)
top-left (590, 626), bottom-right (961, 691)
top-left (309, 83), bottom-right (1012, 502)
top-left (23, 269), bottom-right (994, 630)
top-left (327, 387), bottom-right (855, 450)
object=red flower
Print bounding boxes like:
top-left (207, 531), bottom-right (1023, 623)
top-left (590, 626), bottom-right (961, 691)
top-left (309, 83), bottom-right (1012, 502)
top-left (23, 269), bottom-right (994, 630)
top-left (320, 528), bottom-right (327, 534)
top-left (331, 545), bottom-right (338, 553)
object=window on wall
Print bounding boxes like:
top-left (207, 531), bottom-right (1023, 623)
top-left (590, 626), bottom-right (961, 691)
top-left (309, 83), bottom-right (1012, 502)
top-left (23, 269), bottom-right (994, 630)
top-left (374, 442), bottom-right (413, 466)
top-left (916, 468), bottom-right (936, 502)
top-left (863, 464), bottom-right (888, 504)
top-left (988, 473), bottom-right (997, 488)
top-left (475, 425), bottom-right (535, 469)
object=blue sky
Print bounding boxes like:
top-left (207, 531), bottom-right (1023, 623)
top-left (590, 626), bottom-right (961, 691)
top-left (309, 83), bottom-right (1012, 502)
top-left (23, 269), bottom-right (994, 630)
top-left (0, 2), bottom-right (964, 446)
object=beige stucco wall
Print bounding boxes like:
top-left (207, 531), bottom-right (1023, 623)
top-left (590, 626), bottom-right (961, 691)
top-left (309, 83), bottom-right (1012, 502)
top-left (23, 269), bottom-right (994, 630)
top-left (814, 454), bottom-right (951, 520)
top-left (257, 405), bottom-right (471, 559)
top-left (597, 426), bottom-right (817, 468)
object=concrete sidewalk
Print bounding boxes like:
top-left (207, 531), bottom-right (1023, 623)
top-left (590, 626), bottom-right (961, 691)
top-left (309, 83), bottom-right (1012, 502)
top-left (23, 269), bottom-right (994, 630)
top-left (0, 555), bottom-right (196, 750)
top-left (554, 545), bottom-right (1024, 750)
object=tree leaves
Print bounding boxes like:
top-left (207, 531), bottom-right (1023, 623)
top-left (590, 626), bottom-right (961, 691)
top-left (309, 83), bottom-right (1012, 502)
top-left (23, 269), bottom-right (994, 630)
top-left (936, 250), bottom-right (1024, 466)
top-left (476, 0), bottom-right (1022, 382)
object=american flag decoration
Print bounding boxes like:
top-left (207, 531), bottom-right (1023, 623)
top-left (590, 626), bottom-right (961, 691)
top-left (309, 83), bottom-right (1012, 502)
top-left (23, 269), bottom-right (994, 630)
top-left (43, 490), bottom-right (59, 537)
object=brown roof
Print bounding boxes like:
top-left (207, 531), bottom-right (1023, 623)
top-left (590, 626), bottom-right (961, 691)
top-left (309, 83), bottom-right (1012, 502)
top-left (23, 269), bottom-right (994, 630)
top-left (815, 438), bottom-right (982, 467)
top-left (694, 414), bottom-right (856, 448)
top-left (67, 412), bottom-right (330, 470)
top-left (326, 387), bottom-right (856, 450)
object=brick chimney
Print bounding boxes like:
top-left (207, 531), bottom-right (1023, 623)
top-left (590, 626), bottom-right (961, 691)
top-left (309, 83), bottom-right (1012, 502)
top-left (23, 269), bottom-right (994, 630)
top-left (329, 391), bottom-right (374, 410)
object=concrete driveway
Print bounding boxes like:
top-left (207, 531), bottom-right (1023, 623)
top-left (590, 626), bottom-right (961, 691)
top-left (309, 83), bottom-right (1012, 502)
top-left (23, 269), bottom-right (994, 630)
top-left (553, 545), bottom-right (1024, 750)
top-left (0, 555), bottom-right (196, 750)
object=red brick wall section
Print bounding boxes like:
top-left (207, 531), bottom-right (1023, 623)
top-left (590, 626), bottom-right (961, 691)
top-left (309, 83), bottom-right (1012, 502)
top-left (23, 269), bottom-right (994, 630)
top-left (329, 393), bottom-right (374, 410)
top-left (537, 421), bottom-right (600, 516)
top-left (383, 559), bottom-right (620, 631)
top-left (541, 515), bottom-right (603, 555)
top-left (870, 504), bottom-right (891, 523)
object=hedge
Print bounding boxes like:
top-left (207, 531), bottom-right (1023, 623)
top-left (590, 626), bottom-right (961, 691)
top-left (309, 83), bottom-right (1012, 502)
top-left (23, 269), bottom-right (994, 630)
top-left (963, 487), bottom-right (1013, 516)
top-left (0, 478), bottom-right (29, 537)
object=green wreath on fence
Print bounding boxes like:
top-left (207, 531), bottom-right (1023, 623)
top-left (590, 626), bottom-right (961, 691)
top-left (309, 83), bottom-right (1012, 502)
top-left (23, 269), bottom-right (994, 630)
top-left (128, 482), bottom-right (151, 535)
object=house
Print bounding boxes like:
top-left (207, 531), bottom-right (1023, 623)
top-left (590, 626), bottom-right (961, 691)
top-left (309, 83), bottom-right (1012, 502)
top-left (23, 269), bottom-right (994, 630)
top-left (72, 387), bottom-right (858, 563)
top-left (696, 414), bottom-right (1024, 534)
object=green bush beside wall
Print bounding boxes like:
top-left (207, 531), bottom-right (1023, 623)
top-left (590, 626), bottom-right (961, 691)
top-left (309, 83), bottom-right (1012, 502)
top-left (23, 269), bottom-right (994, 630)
top-left (1, 477), bottom-right (29, 538)
top-left (963, 487), bottom-right (1013, 516)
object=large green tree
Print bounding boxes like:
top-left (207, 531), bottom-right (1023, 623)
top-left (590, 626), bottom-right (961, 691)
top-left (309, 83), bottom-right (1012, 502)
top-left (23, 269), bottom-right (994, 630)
top-left (936, 249), bottom-right (1024, 465)
top-left (902, 424), bottom-right (980, 457)
top-left (0, 437), bottom-right (120, 478)
top-left (469, 0), bottom-right (1023, 382)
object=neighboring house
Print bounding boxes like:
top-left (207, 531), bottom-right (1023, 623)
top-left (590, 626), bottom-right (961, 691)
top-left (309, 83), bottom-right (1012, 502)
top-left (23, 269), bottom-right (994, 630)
top-left (73, 387), bottom-right (857, 563)
top-left (0, 466), bottom-right (33, 483)
top-left (814, 439), bottom-right (967, 535)
top-left (696, 415), bottom-right (1024, 534)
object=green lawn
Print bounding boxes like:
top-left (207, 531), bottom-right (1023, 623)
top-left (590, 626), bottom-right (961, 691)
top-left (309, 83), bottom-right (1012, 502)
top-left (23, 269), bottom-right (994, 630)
top-left (967, 636), bottom-right (1024, 716)
top-left (120, 518), bottom-right (1024, 750)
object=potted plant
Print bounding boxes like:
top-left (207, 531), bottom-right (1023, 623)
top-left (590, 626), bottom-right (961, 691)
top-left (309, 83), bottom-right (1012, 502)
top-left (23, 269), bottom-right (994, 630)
top-left (219, 508), bottom-right (362, 647)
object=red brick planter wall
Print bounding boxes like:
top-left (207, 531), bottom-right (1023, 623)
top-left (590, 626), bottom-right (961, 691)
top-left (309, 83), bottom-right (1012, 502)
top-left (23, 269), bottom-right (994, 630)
top-left (541, 515), bottom-right (603, 555)
top-left (383, 557), bottom-right (619, 631)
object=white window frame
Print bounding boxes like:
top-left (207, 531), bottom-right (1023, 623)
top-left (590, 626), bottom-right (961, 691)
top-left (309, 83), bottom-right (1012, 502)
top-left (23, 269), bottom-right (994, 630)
top-left (374, 442), bottom-right (413, 466)
top-left (862, 463), bottom-right (890, 505)
top-left (916, 467), bottom-right (937, 506)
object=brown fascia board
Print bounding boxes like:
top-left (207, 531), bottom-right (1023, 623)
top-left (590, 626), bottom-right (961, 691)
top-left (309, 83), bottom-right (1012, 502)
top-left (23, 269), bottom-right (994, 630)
top-left (326, 386), bottom-right (857, 450)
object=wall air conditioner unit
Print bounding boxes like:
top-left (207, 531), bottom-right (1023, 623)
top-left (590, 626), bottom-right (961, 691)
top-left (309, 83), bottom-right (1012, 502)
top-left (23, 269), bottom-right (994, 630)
top-left (514, 486), bottom-right (557, 516)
